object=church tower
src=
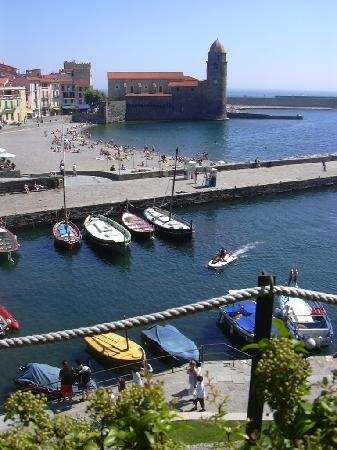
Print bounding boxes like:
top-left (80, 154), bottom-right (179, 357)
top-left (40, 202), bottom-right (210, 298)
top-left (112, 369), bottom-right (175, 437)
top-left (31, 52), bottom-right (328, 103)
top-left (206, 39), bottom-right (227, 120)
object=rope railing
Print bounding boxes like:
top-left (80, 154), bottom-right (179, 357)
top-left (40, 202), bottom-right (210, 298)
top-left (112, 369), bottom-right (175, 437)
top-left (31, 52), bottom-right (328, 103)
top-left (1, 285), bottom-right (337, 350)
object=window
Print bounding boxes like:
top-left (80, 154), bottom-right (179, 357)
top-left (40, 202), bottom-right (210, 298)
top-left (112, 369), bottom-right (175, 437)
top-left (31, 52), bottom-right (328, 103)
top-left (159, 86), bottom-right (163, 93)
top-left (130, 85), bottom-right (134, 93)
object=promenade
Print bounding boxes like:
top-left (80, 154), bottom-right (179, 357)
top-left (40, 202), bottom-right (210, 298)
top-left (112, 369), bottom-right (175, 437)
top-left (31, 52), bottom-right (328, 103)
top-left (1, 120), bottom-right (337, 222)
top-left (0, 355), bottom-right (335, 432)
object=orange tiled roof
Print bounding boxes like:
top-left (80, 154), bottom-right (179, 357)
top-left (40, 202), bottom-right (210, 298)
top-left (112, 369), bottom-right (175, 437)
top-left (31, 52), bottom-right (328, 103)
top-left (108, 72), bottom-right (188, 81)
top-left (0, 63), bottom-right (17, 74)
top-left (169, 80), bottom-right (199, 87)
top-left (125, 93), bottom-right (172, 97)
top-left (0, 77), bottom-right (10, 87)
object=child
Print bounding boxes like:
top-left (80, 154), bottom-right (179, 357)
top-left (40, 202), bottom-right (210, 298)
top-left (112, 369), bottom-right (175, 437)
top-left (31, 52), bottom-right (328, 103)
top-left (192, 375), bottom-right (206, 412)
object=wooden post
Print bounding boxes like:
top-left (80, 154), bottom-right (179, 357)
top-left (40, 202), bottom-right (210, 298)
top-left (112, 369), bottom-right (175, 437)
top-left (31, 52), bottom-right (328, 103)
top-left (246, 273), bottom-right (275, 441)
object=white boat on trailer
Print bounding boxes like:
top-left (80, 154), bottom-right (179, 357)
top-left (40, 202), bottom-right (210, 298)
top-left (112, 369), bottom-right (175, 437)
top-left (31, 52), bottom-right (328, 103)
top-left (84, 214), bottom-right (131, 252)
top-left (275, 269), bottom-right (333, 350)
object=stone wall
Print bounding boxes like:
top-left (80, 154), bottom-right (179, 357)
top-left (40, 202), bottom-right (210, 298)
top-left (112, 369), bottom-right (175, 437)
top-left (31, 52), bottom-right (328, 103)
top-left (0, 176), bottom-right (60, 194)
top-left (6, 174), bottom-right (337, 229)
top-left (228, 96), bottom-right (337, 109)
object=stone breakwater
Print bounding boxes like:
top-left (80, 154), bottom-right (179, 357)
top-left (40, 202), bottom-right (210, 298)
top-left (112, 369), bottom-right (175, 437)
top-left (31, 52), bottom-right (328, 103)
top-left (5, 170), bottom-right (337, 229)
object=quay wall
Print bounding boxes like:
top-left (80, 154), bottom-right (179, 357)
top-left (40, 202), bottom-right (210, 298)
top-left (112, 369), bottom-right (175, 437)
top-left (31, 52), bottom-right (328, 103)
top-left (228, 96), bottom-right (337, 109)
top-left (6, 174), bottom-right (337, 229)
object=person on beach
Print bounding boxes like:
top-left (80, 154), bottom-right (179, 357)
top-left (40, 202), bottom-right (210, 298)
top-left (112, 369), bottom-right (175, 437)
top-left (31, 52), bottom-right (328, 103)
top-left (59, 360), bottom-right (75, 400)
top-left (191, 375), bottom-right (206, 412)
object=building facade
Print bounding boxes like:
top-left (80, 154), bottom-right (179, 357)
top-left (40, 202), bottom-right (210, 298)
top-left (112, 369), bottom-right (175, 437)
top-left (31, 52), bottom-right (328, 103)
top-left (107, 40), bottom-right (227, 121)
top-left (0, 85), bottom-right (27, 124)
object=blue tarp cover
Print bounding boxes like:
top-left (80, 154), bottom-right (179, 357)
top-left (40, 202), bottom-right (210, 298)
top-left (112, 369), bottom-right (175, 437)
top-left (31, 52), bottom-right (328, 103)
top-left (16, 363), bottom-right (97, 392)
top-left (142, 325), bottom-right (199, 362)
top-left (224, 301), bottom-right (256, 317)
top-left (17, 363), bottom-right (60, 391)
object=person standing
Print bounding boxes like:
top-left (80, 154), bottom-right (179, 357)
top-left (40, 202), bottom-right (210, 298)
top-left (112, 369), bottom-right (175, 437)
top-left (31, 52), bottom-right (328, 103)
top-left (187, 360), bottom-right (198, 395)
top-left (322, 161), bottom-right (327, 171)
top-left (59, 360), bottom-right (75, 400)
top-left (192, 375), bottom-right (206, 411)
top-left (75, 361), bottom-right (92, 400)
top-left (59, 160), bottom-right (65, 176)
top-left (132, 368), bottom-right (143, 387)
top-left (72, 163), bottom-right (77, 176)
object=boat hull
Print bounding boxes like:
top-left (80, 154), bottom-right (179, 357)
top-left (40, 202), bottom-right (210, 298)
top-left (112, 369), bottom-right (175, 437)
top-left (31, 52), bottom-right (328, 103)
top-left (208, 255), bottom-right (236, 269)
top-left (143, 207), bottom-right (193, 240)
top-left (84, 215), bottom-right (131, 253)
top-left (52, 221), bottom-right (82, 249)
top-left (121, 212), bottom-right (154, 239)
top-left (0, 227), bottom-right (20, 256)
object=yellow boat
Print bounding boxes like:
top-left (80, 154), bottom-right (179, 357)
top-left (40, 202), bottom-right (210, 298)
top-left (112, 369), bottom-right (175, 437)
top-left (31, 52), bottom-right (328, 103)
top-left (84, 332), bottom-right (144, 364)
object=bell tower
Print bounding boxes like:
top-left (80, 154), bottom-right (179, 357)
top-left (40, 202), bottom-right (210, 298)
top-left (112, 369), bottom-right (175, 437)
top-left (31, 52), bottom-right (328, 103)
top-left (206, 39), bottom-right (227, 120)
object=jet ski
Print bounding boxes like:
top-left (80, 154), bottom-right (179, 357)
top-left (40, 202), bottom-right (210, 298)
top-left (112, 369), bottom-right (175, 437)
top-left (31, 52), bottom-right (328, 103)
top-left (208, 250), bottom-right (236, 269)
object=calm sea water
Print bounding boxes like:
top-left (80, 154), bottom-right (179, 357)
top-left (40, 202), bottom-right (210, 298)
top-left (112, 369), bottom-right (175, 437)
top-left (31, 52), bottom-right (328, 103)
top-left (91, 109), bottom-right (337, 162)
top-left (1, 110), bottom-right (337, 401)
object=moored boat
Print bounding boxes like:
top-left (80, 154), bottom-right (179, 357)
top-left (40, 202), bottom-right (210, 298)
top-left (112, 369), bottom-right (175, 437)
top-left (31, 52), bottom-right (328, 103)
top-left (218, 300), bottom-right (257, 342)
top-left (15, 363), bottom-right (96, 399)
top-left (121, 211), bottom-right (154, 239)
top-left (84, 332), bottom-right (144, 365)
top-left (0, 225), bottom-right (20, 258)
top-left (52, 221), bottom-right (82, 249)
top-left (0, 305), bottom-right (19, 336)
top-left (143, 206), bottom-right (193, 239)
top-left (141, 324), bottom-right (199, 363)
top-left (275, 269), bottom-right (333, 350)
top-left (84, 215), bottom-right (131, 252)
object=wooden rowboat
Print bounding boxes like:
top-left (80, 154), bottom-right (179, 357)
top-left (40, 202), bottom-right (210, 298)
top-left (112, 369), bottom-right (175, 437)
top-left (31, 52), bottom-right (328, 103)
top-left (144, 206), bottom-right (193, 239)
top-left (84, 215), bottom-right (131, 252)
top-left (121, 212), bottom-right (154, 239)
top-left (0, 226), bottom-right (20, 257)
top-left (84, 332), bottom-right (145, 365)
top-left (52, 220), bottom-right (82, 249)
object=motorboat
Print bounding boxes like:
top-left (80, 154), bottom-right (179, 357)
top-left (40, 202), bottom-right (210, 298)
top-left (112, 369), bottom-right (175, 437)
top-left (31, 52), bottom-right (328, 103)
top-left (84, 215), bottom-right (131, 252)
top-left (121, 211), bottom-right (154, 239)
top-left (15, 363), bottom-right (97, 399)
top-left (144, 206), bottom-right (193, 239)
top-left (0, 305), bottom-right (19, 335)
top-left (218, 300), bottom-right (257, 342)
top-left (141, 324), bottom-right (199, 363)
top-left (52, 221), bottom-right (82, 249)
top-left (0, 225), bottom-right (20, 258)
top-left (275, 269), bottom-right (333, 350)
top-left (84, 332), bottom-right (144, 365)
top-left (208, 250), bottom-right (236, 269)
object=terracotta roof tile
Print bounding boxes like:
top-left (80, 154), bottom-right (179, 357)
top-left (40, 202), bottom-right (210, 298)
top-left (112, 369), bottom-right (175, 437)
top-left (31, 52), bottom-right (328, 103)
top-left (108, 72), bottom-right (187, 81)
top-left (0, 77), bottom-right (10, 87)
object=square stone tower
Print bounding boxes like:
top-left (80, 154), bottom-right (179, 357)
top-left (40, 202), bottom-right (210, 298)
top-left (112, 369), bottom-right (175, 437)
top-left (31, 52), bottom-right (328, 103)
top-left (205, 39), bottom-right (227, 120)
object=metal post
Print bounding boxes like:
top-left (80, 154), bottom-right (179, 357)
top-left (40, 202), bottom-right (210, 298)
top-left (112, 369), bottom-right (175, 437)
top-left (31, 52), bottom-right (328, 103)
top-left (246, 273), bottom-right (275, 442)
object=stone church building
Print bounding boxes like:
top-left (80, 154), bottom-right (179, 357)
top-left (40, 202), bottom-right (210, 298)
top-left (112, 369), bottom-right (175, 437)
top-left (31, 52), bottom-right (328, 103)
top-left (107, 39), bottom-right (227, 121)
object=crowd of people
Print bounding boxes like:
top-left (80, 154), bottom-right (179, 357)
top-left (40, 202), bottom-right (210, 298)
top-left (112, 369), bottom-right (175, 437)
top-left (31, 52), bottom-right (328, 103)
top-left (57, 358), bottom-right (207, 412)
top-left (0, 158), bottom-right (15, 172)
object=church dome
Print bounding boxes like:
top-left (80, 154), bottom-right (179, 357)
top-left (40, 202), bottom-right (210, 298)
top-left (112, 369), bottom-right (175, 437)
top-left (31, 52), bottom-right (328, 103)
top-left (209, 39), bottom-right (225, 53)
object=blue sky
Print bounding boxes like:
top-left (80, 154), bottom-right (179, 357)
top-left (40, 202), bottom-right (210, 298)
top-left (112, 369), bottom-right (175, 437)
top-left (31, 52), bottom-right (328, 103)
top-left (1, 0), bottom-right (337, 92)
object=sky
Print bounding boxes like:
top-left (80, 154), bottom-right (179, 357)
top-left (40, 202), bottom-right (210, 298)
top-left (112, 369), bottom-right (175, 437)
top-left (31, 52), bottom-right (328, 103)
top-left (1, 0), bottom-right (337, 93)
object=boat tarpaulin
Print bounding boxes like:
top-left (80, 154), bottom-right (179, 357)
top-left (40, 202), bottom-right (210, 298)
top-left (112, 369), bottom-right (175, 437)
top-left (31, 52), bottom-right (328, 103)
top-left (16, 363), bottom-right (60, 391)
top-left (142, 324), bottom-right (199, 362)
top-left (223, 300), bottom-right (256, 317)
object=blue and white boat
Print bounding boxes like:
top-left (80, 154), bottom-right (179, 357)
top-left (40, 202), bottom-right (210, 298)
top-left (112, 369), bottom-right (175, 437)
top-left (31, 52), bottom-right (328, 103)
top-left (141, 324), bottom-right (199, 363)
top-left (275, 269), bottom-right (333, 350)
top-left (218, 300), bottom-right (257, 342)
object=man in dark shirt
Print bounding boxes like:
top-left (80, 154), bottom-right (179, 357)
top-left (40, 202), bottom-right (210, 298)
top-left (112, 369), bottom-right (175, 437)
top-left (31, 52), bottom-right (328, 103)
top-left (59, 360), bottom-right (74, 399)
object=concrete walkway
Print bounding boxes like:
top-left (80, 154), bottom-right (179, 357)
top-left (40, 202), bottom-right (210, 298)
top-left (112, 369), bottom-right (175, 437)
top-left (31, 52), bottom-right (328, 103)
top-left (0, 356), bottom-right (335, 432)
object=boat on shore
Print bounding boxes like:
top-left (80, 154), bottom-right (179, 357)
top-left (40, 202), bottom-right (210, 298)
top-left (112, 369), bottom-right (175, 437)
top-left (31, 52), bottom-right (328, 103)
top-left (143, 148), bottom-right (194, 239)
top-left (0, 224), bottom-right (20, 259)
top-left (84, 332), bottom-right (144, 365)
top-left (121, 211), bottom-right (154, 239)
top-left (0, 305), bottom-right (19, 335)
top-left (84, 215), bottom-right (131, 252)
top-left (141, 324), bottom-right (199, 363)
top-left (275, 269), bottom-right (333, 350)
top-left (15, 363), bottom-right (96, 399)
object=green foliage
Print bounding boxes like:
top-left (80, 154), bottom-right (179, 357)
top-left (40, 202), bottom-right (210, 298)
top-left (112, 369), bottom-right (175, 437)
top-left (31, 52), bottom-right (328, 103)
top-left (84, 89), bottom-right (106, 106)
top-left (4, 390), bottom-right (49, 428)
top-left (87, 383), bottom-right (181, 449)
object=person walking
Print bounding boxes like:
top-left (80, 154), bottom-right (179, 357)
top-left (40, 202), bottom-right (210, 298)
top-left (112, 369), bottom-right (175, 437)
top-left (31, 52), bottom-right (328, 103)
top-left (187, 360), bottom-right (198, 395)
top-left (59, 360), bottom-right (75, 400)
top-left (59, 160), bottom-right (65, 176)
top-left (322, 161), bottom-right (327, 171)
top-left (72, 163), bottom-right (77, 176)
top-left (191, 375), bottom-right (206, 412)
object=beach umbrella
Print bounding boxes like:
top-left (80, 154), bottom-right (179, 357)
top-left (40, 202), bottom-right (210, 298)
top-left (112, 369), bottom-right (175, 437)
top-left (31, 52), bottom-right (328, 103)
top-left (0, 148), bottom-right (15, 158)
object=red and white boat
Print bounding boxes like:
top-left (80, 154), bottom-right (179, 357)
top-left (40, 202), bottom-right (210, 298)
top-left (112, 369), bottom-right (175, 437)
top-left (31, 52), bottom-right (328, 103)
top-left (0, 305), bottom-right (19, 335)
top-left (52, 221), bottom-right (82, 249)
top-left (121, 212), bottom-right (154, 239)
top-left (0, 225), bottom-right (20, 258)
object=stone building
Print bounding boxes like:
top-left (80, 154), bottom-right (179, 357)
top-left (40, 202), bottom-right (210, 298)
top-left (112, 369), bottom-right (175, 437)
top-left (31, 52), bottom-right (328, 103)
top-left (107, 39), bottom-right (227, 121)
top-left (0, 84), bottom-right (27, 124)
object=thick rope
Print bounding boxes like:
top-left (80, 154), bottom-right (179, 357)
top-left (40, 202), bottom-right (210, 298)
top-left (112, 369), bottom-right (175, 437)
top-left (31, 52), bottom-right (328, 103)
top-left (1, 285), bottom-right (337, 350)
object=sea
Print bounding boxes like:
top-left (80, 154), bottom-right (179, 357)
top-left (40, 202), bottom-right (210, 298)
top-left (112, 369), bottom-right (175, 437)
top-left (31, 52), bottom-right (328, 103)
top-left (1, 106), bottom-right (337, 402)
